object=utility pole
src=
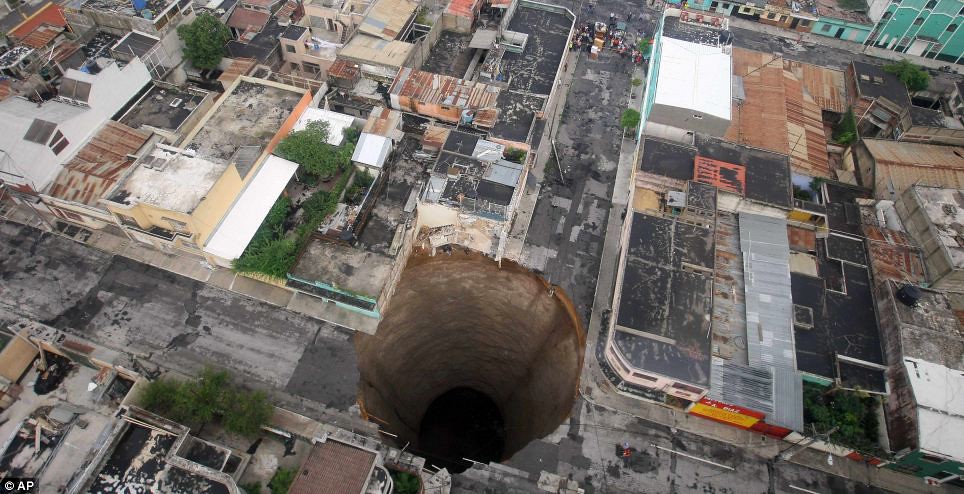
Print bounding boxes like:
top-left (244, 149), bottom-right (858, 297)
top-left (775, 425), bottom-right (839, 462)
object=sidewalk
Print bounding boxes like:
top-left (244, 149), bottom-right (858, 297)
top-left (576, 57), bottom-right (949, 494)
top-left (728, 15), bottom-right (957, 70)
top-left (2, 205), bottom-right (378, 334)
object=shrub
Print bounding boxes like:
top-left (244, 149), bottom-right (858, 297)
top-left (233, 238), bottom-right (298, 279)
top-left (138, 368), bottom-right (272, 437)
top-left (269, 468), bottom-right (296, 494)
top-left (275, 121), bottom-right (348, 179)
top-left (504, 148), bottom-right (527, 164)
top-left (832, 107), bottom-right (858, 146)
top-left (239, 481), bottom-right (261, 494)
top-left (631, 77), bottom-right (642, 87)
top-left (391, 471), bottom-right (420, 494)
top-left (620, 109), bottom-right (641, 130)
top-left (803, 382), bottom-right (881, 454)
top-left (883, 59), bottom-right (930, 92)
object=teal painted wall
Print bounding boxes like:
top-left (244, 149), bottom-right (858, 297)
top-left (641, 14), bottom-right (666, 126)
top-left (869, 0), bottom-right (964, 62)
top-left (887, 449), bottom-right (964, 480)
top-left (685, 0), bottom-right (738, 16)
top-left (812, 18), bottom-right (873, 42)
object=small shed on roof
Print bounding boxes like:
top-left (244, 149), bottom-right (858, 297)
top-left (352, 133), bottom-right (392, 170)
top-left (292, 107), bottom-right (357, 146)
top-left (0, 331), bottom-right (39, 385)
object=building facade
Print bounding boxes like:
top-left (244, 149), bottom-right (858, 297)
top-left (866, 0), bottom-right (964, 63)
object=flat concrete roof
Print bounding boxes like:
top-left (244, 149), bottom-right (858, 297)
top-left (109, 145), bottom-right (229, 213)
top-left (290, 237), bottom-right (394, 300)
top-left (119, 83), bottom-right (206, 134)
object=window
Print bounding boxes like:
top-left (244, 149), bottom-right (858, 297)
top-left (800, 19), bottom-right (810, 27)
top-left (285, 44), bottom-right (296, 53)
top-left (710, 1), bottom-right (719, 7)
top-left (822, 23), bottom-right (832, 32)
top-left (767, 11), bottom-right (777, 19)
top-left (882, 11), bottom-right (892, 19)
top-left (914, 17), bottom-right (924, 26)
top-left (23, 119), bottom-right (56, 144)
top-left (632, 372), bottom-right (658, 382)
top-left (925, 0), bottom-right (936, 8)
top-left (960, 5), bottom-right (964, 15)
top-left (948, 23), bottom-right (957, 32)
top-left (693, 114), bottom-right (704, 119)
top-left (51, 137), bottom-right (69, 155)
top-left (53, 208), bottom-right (84, 222)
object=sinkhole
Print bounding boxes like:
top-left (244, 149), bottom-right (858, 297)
top-left (355, 248), bottom-right (585, 473)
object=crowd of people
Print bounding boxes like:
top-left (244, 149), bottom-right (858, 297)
top-left (569, 12), bottom-right (648, 65)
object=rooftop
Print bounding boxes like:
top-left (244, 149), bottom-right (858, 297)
top-left (852, 61), bottom-right (910, 107)
top-left (662, 14), bottom-right (726, 45)
top-left (903, 357), bottom-right (964, 460)
top-left (727, 48), bottom-right (840, 178)
top-left (227, 7), bottom-right (269, 30)
top-left (499, 5), bottom-right (571, 96)
top-left (908, 185), bottom-right (964, 270)
top-left (357, 0), bottom-right (418, 40)
top-left (109, 144), bottom-right (230, 212)
top-left (46, 122), bottom-right (151, 206)
top-left (653, 24), bottom-right (731, 122)
top-left (225, 16), bottom-right (287, 62)
top-left (82, 0), bottom-right (176, 18)
top-left (288, 439), bottom-right (376, 494)
top-left (289, 237), bottom-right (394, 301)
top-left (111, 31), bottom-right (160, 60)
top-left (862, 139), bottom-right (964, 198)
top-left (184, 78), bottom-right (306, 163)
top-left (9, 2), bottom-right (67, 40)
top-left (389, 68), bottom-right (501, 125)
top-left (338, 34), bottom-right (414, 70)
top-left (118, 83), bottom-right (207, 134)
top-left (293, 107), bottom-right (357, 146)
top-left (863, 225), bottom-right (927, 285)
top-left (204, 155), bottom-right (299, 261)
top-left (612, 210), bottom-right (715, 387)
top-left (887, 283), bottom-right (964, 371)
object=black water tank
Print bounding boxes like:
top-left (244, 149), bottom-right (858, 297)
top-left (896, 284), bottom-right (922, 307)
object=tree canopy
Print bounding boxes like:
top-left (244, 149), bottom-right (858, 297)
top-left (883, 59), bottom-right (930, 92)
top-left (275, 121), bottom-right (352, 179)
top-left (177, 13), bottom-right (230, 70)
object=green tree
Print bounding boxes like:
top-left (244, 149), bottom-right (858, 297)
top-left (883, 59), bottom-right (930, 92)
top-left (620, 109), bottom-right (641, 131)
top-left (269, 468), bottom-right (296, 494)
top-left (832, 107), bottom-right (858, 146)
top-left (222, 389), bottom-right (273, 437)
top-left (177, 13), bottom-right (230, 70)
top-left (182, 367), bottom-right (230, 426)
top-left (139, 378), bottom-right (184, 419)
top-left (275, 121), bottom-right (351, 180)
top-left (232, 237), bottom-right (298, 278)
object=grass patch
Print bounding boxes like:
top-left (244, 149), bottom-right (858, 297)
top-left (269, 467), bottom-right (296, 494)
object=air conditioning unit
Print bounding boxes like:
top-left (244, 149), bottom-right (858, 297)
top-left (169, 98), bottom-right (183, 108)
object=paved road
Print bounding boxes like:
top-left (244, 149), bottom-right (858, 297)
top-left (0, 220), bottom-right (369, 432)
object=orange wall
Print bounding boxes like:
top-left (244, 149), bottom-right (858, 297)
top-left (265, 90), bottom-right (314, 155)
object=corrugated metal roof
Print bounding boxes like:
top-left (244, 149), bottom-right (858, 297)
top-left (709, 359), bottom-right (803, 431)
top-left (740, 213), bottom-right (795, 370)
top-left (339, 35), bottom-right (413, 69)
top-left (21, 24), bottom-right (61, 49)
top-left (725, 48), bottom-right (833, 178)
top-left (10, 2), bottom-right (66, 40)
top-left (445, 0), bottom-right (479, 18)
top-left (46, 122), bottom-right (151, 206)
top-left (227, 8), bottom-right (269, 30)
top-left (390, 67), bottom-right (501, 112)
top-left (863, 139), bottom-right (964, 195)
top-left (358, 0), bottom-right (418, 40)
top-left (482, 160), bottom-right (522, 187)
top-left (218, 57), bottom-right (257, 85)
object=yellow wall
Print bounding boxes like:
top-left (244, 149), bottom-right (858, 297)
top-left (191, 164), bottom-right (243, 246)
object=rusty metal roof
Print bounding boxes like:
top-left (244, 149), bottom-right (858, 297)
top-left (389, 67), bottom-right (501, 115)
top-left (288, 440), bottom-right (375, 494)
top-left (787, 226), bottom-right (816, 252)
top-left (445, 0), bottom-right (479, 18)
top-left (726, 48), bottom-right (835, 178)
top-left (694, 155), bottom-right (745, 196)
top-left (227, 7), bottom-right (269, 30)
top-left (10, 2), bottom-right (66, 40)
top-left (863, 139), bottom-right (964, 193)
top-left (21, 24), bottom-right (61, 49)
top-left (328, 59), bottom-right (359, 80)
top-left (863, 225), bottom-right (926, 284)
top-left (47, 122), bottom-right (151, 206)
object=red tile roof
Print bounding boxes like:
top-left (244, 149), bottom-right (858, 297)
top-left (47, 122), bottom-right (151, 206)
top-left (10, 3), bottom-right (67, 40)
top-left (227, 8), bottom-right (270, 30)
top-left (288, 440), bottom-right (375, 494)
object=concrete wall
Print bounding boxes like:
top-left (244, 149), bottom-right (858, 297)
top-left (191, 165), bottom-right (243, 247)
top-left (812, 18), bottom-right (873, 42)
top-left (899, 123), bottom-right (964, 146)
top-left (648, 102), bottom-right (730, 138)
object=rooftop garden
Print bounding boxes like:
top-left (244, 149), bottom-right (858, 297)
top-left (232, 122), bottom-right (362, 279)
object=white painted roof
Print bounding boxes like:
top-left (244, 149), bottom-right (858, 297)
top-left (351, 133), bottom-right (391, 169)
top-left (653, 36), bottom-right (731, 121)
top-left (904, 357), bottom-right (964, 460)
top-left (292, 107), bottom-right (356, 146)
top-left (204, 155), bottom-right (299, 261)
